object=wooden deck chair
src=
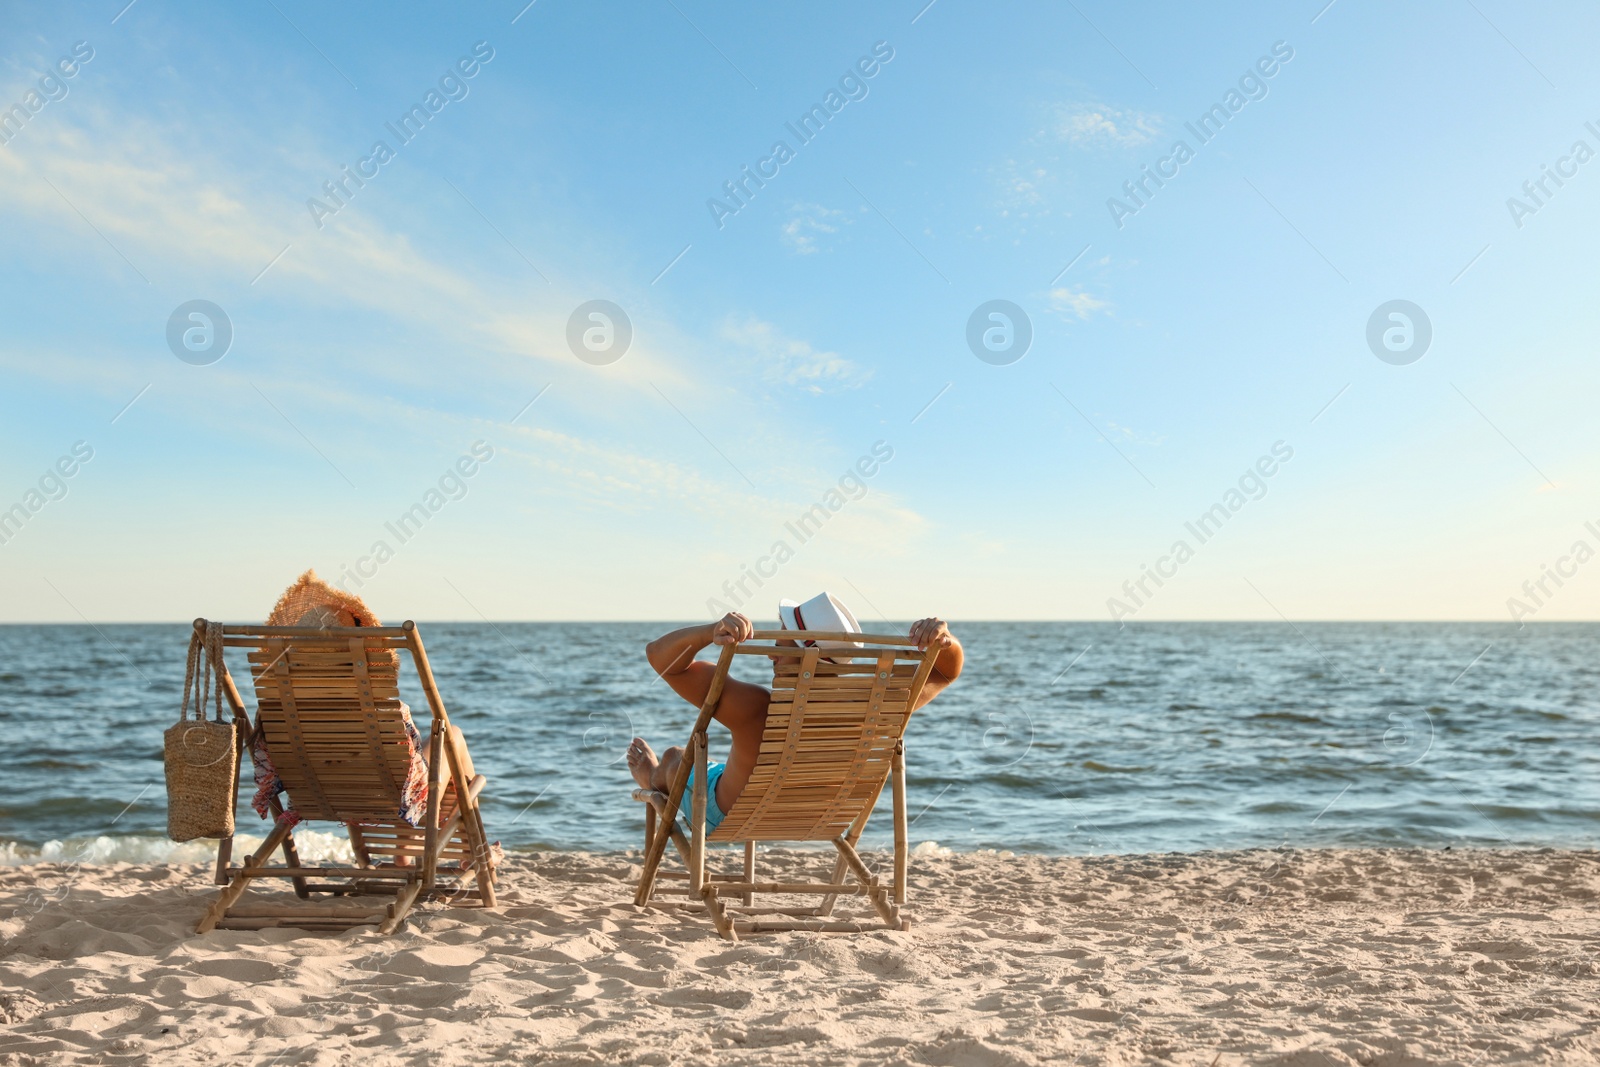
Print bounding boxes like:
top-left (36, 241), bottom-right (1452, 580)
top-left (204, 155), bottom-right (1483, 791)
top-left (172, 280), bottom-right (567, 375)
top-left (632, 630), bottom-right (942, 940)
top-left (193, 618), bottom-right (498, 934)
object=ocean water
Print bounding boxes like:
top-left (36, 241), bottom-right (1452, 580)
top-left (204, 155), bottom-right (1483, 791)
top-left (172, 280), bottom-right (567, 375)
top-left (1, 622), bottom-right (1596, 863)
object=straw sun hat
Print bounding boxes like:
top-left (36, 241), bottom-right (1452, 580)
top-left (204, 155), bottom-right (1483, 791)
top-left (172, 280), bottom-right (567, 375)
top-left (267, 569), bottom-right (397, 665)
top-left (268, 568), bottom-right (383, 628)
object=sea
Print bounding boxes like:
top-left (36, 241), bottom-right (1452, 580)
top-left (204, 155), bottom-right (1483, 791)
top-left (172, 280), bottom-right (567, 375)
top-left (1, 622), bottom-right (1596, 864)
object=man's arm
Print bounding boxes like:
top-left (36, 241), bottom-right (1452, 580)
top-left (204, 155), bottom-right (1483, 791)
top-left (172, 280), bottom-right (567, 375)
top-left (908, 616), bottom-right (962, 709)
top-left (645, 612), bottom-right (759, 708)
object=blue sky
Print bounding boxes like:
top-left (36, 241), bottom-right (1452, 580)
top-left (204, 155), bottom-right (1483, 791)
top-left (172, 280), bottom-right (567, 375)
top-left (2, 0), bottom-right (1598, 622)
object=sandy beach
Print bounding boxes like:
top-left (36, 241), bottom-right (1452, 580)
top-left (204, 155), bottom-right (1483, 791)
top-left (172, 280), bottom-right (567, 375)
top-left (1, 846), bottom-right (1596, 1065)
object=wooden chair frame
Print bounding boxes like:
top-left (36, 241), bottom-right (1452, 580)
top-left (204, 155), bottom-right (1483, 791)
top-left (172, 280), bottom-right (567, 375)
top-left (193, 619), bottom-right (497, 934)
top-left (632, 631), bottom-right (941, 940)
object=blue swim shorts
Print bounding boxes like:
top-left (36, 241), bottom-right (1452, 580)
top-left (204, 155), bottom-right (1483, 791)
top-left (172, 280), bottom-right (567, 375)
top-left (681, 761), bottom-right (727, 831)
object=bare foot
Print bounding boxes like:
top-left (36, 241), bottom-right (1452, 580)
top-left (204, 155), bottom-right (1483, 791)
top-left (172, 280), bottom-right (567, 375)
top-left (628, 737), bottom-right (658, 791)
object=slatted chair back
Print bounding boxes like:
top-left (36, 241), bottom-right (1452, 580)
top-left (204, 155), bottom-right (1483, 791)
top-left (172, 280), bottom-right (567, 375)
top-left (242, 628), bottom-right (420, 823)
top-left (710, 640), bottom-right (937, 843)
top-left (632, 630), bottom-right (945, 938)
top-left (195, 620), bottom-right (497, 934)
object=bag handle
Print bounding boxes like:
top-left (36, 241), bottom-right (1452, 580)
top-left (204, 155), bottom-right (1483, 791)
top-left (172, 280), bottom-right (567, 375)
top-left (179, 621), bottom-right (230, 724)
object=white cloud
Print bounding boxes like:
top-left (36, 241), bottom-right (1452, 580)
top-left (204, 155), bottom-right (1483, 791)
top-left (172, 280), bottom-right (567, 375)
top-left (780, 202), bottom-right (849, 254)
top-left (999, 161), bottom-right (1047, 209)
top-left (0, 110), bottom-right (866, 529)
top-left (1105, 420), bottom-right (1165, 448)
top-left (990, 158), bottom-right (1058, 226)
top-left (721, 316), bottom-right (870, 394)
top-left (989, 104), bottom-right (1158, 224)
top-left (1049, 104), bottom-right (1159, 148)
top-left (0, 110), bottom-right (720, 413)
top-left (1049, 286), bottom-right (1110, 320)
top-left (0, 99), bottom-right (937, 621)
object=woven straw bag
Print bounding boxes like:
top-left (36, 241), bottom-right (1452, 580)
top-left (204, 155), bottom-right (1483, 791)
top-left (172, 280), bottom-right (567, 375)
top-left (164, 622), bottom-right (239, 842)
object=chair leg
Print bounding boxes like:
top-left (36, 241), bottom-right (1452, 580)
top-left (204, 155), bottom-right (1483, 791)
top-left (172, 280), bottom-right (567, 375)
top-left (462, 806), bottom-right (497, 907)
top-left (279, 825), bottom-right (310, 900)
top-left (818, 853), bottom-right (849, 917)
top-left (635, 816), bottom-right (673, 906)
top-left (213, 835), bottom-right (233, 886)
top-left (197, 817), bottom-right (295, 933)
top-left (380, 879), bottom-right (423, 935)
top-left (422, 724), bottom-right (444, 894)
top-left (266, 797), bottom-right (310, 899)
top-left (893, 739), bottom-right (908, 906)
top-left (348, 823), bottom-right (372, 867)
top-left (834, 835), bottom-right (902, 930)
top-left (636, 745), bottom-right (695, 906)
top-left (743, 842), bottom-right (756, 907)
top-left (664, 815), bottom-right (693, 868)
top-left (701, 884), bottom-right (737, 941)
top-left (819, 807), bottom-right (874, 916)
top-left (438, 728), bottom-right (498, 907)
top-left (689, 734), bottom-right (708, 893)
top-left (215, 697), bottom-right (246, 886)
top-left (636, 795), bottom-right (694, 908)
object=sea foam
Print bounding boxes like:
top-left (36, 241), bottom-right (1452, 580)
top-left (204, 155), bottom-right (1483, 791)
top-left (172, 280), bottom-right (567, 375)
top-left (0, 830), bottom-right (356, 867)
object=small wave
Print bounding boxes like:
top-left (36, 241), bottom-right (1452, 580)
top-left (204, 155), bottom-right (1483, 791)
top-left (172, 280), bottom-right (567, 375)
top-left (976, 771), bottom-right (1046, 790)
top-left (0, 829), bottom-right (355, 866)
top-left (19, 758), bottom-right (97, 771)
top-left (908, 840), bottom-right (1016, 859)
top-left (1250, 711), bottom-right (1326, 724)
top-left (1081, 760), bottom-right (1150, 774)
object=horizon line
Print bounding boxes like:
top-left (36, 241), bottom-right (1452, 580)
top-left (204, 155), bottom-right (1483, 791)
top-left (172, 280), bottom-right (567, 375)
top-left (0, 618), bottom-right (1583, 626)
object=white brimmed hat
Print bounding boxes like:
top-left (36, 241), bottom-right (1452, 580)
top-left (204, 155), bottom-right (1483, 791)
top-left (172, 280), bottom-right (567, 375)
top-left (778, 592), bottom-right (863, 660)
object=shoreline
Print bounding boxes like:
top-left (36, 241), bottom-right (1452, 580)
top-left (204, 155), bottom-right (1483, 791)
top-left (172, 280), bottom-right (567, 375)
top-left (5, 835), bottom-right (1598, 867)
top-left (3, 847), bottom-right (1596, 1065)
top-left (4, 835), bottom-right (1598, 866)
